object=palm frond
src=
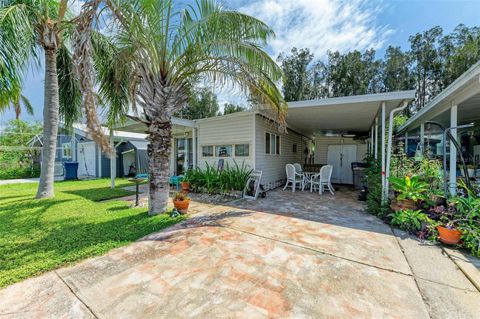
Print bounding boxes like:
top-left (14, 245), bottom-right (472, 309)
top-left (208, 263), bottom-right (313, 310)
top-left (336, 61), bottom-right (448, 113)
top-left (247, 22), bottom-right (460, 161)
top-left (57, 44), bottom-right (82, 127)
top-left (20, 94), bottom-right (34, 115)
top-left (0, 3), bottom-right (37, 105)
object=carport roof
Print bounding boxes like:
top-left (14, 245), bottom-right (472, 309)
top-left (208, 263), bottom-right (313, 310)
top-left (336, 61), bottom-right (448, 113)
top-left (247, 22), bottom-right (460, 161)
top-left (398, 60), bottom-right (480, 132)
top-left (285, 91), bottom-right (415, 137)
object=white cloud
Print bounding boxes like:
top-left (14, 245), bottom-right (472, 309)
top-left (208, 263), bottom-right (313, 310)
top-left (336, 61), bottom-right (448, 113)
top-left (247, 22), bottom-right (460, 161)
top-left (237, 0), bottom-right (393, 59)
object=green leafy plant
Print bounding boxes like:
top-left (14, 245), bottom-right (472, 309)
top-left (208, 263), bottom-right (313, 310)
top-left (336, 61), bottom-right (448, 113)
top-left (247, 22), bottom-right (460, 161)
top-left (364, 157), bottom-right (391, 218)
top-left (390, 209), bottom-right (430, 232)
top-left (389, 175), bottom-right (429, 202)
top-left (173, 191), bottom-right (190, 202)
top-left (187, 160), bottom-right (252, 195)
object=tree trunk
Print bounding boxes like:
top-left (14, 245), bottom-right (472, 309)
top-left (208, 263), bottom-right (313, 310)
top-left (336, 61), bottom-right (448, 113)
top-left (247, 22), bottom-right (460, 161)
top-left (36, 48), bottom-right (60, 199)
top-left (14, 101), bottom-right (20, 120)
top-left (147, 120), bottom-right (172, 215)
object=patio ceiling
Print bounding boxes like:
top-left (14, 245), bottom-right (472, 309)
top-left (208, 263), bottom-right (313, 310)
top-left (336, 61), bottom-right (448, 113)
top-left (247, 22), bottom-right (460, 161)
top-left (285, 91), bottom-right (416, 137)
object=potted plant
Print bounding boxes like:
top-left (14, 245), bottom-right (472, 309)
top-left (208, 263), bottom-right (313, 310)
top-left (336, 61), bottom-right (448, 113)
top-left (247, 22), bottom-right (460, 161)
top-left (430, 202), bottom-right (463, 245)
top-left (173, 191), bottom-right (190, 214)
top-left (389, 175), bottom-right (428, 211)
top-left (180, 179), bottom-right (190, 192)
top-left (428, 188), bottom-right (446, 206)
top-left (180, 170), bottom-right (192, 192)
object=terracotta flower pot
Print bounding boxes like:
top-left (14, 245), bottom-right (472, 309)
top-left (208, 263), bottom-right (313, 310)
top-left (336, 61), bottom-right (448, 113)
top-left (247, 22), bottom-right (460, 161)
top-left (436, 226), bottom-right (462, 245)
top-left (391, 199), bottom-right (417, 211)
top-left (174, 199), bottom-right (190, 214)
top-left (180, 181), bottom-right (190, 192)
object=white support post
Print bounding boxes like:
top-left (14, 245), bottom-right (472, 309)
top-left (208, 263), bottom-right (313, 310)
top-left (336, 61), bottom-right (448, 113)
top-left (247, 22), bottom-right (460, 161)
top-left (192, 128), bottom-right (197, 169)
top-left (420, 123), bottom-right (425, 153)
top-left (71, 131), bottom-right (76, 162)
top-left (449, 105), bottom-right (458, 195)
top-left (110, 129), bottom-right (115, 189)
top-left (374, 116), bottom-right (379, 160)
top-left (381, 102), bottom-right (386, 203)
top-left (385, 101), bottom-right (409, 200)
top-left (368, 125), bottom-right (375, 157)
top-left (405, 132), bottom-right (409, 154)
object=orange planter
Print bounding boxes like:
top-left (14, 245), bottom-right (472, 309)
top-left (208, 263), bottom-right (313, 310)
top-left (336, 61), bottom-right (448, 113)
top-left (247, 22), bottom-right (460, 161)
top-left (180, 181), bottom-right (190, 192)
top-left (174, 199), bottom-right (190, 214)
top-left (436, 226), bottom-right (462, 245)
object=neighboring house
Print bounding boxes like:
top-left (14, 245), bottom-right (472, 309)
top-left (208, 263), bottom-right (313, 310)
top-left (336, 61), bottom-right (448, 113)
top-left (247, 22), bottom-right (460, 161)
top-left (118, 90), bottom-right (415, 190)
top-left (398, 60), bottom-right (480, 194)
top-left (29, 123), bottom-right (148, 179)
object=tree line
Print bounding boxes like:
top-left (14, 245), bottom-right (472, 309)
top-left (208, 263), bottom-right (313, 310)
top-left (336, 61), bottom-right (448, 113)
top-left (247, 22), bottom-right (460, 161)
top-left (278, 24), bottom-right (480, 113)
top-left (174, 88), bottom-right (247, 120)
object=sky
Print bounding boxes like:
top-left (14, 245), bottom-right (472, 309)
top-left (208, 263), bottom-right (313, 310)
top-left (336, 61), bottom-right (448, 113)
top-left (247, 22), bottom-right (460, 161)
top-left (2, 0), bottom-right (480, 125)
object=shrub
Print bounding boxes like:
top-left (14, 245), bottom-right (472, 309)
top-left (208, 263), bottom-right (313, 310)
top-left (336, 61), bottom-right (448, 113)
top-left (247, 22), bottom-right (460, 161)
top-left (389, 209), bottom-right (430, 233)
top-left (365, 157), bottom-right (390, 218)
top-left (186, 160), bottom-right (252, 194)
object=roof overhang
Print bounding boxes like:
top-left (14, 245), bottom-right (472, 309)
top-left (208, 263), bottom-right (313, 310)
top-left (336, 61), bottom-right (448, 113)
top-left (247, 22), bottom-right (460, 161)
top-left (399, 61), bottom-right (480, 132)
top-left (285, 91), bottom-right (416, 137)
top-left (114, 117), bottom-right (196, 135)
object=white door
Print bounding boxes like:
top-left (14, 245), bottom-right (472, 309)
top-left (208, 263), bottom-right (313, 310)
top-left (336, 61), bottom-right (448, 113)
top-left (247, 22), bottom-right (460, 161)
top-left (327, 144), bottom-right (357, 184)
top-left (77, 142), bottom-right (96, 177)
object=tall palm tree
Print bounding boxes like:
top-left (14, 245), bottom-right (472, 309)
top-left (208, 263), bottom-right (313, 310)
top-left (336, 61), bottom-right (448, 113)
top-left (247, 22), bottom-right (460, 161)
top-left (0, 0), bottom-right (81, 198)
top-left (74, 0), bottom-right (286, 215)
top-left (0, 89), bottom-right (34, 120)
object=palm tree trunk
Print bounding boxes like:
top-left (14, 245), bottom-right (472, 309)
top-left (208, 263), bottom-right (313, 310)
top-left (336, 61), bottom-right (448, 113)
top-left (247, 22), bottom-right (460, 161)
top-left (147, 120), bottom-right (172, 215)
top-left (36, 48), bottom-right (60, 199)
top-left (14, 101), bottom-right (21, 120)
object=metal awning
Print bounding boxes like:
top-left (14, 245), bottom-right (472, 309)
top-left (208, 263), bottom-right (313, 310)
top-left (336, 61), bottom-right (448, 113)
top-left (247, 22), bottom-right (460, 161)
top-left (129, 140), bottom-right (149, 150)
top-left (285, 91), bottom-right (416, 137)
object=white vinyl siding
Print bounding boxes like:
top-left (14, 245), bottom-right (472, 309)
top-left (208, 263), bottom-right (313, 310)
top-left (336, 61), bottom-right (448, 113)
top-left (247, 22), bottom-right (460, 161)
top-left (255, 115), bottom-right (304, 189)
top-left (313, 136), bottom-right (367, 164)
top-left (196, 112), bottom-right (254, 170)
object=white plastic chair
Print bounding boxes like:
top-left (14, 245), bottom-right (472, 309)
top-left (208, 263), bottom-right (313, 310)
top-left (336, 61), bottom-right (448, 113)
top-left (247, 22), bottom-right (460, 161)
top-left (310, 165), bottom-right (335, 195)
top-left (293, 163), bottom-right (302, 174)
top-left (283, 164), bottom-right (303, 192)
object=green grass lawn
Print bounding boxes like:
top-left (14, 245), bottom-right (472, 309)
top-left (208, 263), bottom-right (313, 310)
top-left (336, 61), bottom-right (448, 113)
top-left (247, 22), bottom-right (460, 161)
top-left (0, 179), bottom-right (185, 288)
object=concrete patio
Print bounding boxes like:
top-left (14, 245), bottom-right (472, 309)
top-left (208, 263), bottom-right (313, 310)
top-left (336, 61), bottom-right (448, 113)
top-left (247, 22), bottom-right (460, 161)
top-left (0, 187), bottom-right (479, 318)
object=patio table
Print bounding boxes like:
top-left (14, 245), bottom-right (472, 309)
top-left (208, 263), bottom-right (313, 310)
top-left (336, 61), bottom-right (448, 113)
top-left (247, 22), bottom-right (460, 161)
top-left (302, 171), bottom-right (317, 191)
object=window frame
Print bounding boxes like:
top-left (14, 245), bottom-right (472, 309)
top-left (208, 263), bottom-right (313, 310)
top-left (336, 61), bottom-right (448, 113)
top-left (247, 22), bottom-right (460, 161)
top-left (265, 132), bottom-right (281, 155)
top-left (201, 145), bottom-right (214, 157)
top-left (234, 144), bottom-right (250, 157)
top-left (215, 145), bottom-right (233, 158)
top-left (62, 143), bottom-right (72, 159)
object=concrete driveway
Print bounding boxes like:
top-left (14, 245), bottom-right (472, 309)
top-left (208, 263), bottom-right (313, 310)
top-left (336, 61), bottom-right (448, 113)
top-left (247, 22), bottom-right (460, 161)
top-left (1, 188), bottom-right (479, 318)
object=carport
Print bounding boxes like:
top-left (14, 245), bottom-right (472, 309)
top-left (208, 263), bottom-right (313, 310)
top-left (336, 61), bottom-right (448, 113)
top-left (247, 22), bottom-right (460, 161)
top-left (284, 90), bottom-right (415, 199)
top-left (398, 61), bottom-right (480, 194)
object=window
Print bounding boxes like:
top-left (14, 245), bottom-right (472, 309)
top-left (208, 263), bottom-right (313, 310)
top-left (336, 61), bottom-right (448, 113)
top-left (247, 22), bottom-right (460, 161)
top-left (235, 144), bottom-right (249, 157)
top-left (215, 145), bottom-right (232, 157)
top-left (265, 133), bottom-right (270, 154)
top-left (293, 143), bottom-right (298, 153)
top-left (202, 145), bottom-right (213, 157)
top-left (62, 143), bottom-right (72, 159)
top-left (265, 132), bottom-right (280, 155)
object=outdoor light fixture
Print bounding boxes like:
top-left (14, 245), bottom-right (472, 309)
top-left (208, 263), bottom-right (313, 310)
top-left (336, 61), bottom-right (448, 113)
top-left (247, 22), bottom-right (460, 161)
top-left (342, 133), bottom-right (356, 138)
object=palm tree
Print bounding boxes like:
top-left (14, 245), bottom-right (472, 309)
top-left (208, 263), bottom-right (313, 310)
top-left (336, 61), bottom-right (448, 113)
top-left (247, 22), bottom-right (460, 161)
top-left (0, 89), bottom-right (34, 120)
top-left (0, 0), bottom-right (81, 198)
top-left (74, 0), bottom-right (286, 215)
